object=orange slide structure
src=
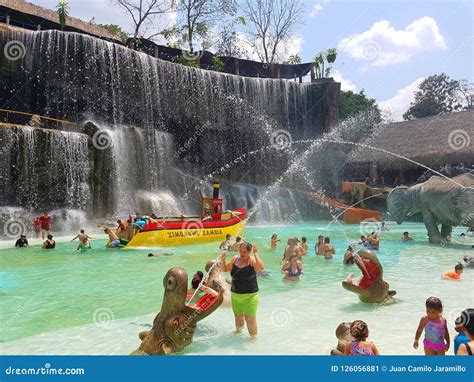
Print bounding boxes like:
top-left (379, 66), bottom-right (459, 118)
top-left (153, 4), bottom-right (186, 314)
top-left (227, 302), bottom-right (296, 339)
top-left (297, 191), bottom-right (381, 224)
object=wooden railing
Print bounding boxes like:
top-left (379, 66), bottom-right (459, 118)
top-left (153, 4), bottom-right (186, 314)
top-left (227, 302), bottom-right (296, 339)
top-left (0, 108), bottom-right (75, 129)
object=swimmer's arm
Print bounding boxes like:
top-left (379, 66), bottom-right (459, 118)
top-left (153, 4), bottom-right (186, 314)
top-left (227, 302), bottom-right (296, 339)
top-left (371, 343), bottom-right (380, 355)
top-left (457, 343), bottom-right (469, 355)
top-left (413, 317), bottom-right (427, 349)
top-left (220, 254), bottom-right (237, 272)
top-left (70, 235), bottom-right (79, 241)
top-left (444, 321), bottom-right (450, 350)
top-left (343, 341), bottom-right (350, 355)
top-left (252, 244), bottom-right (265, 272)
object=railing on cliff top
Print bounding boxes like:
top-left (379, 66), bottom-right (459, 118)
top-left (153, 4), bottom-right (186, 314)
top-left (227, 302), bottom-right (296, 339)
top-left (0, 108), bottom-right (75, 129)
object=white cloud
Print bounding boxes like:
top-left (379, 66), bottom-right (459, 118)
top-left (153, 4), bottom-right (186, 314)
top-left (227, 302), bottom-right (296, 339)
top-left (331, 69), bottom-right (357, 92)
top-left (309, 0), bottom-right (330, 17)
top-left (378, 77), bottom-right (425, 121)
top-left (309, 4), bottom-right (323, 17)
top-left (338, 17), bottom-right (447, 69)
top-left (237, 33), bottom-right (304, 63)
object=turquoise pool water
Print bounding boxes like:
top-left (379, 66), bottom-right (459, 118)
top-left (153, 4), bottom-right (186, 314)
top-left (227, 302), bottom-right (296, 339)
top-left (1, 222), bottom-right (472, 355)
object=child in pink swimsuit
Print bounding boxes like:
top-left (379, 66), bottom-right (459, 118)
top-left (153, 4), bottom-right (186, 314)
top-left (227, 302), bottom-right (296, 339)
top-left (343, 320), bottom-right (380, 356)
top-left (413, 296), bottom-right (450, 355)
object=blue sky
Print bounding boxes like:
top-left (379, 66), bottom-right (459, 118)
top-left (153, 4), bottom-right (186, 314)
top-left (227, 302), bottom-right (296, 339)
top-left (32, 0), bottom-right (473, 120)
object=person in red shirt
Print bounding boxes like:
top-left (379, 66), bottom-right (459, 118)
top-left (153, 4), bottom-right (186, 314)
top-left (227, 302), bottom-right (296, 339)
top-left (39, 212), bottom-right (52, 239)
top-left (33, 217), bottom-right (42, 238)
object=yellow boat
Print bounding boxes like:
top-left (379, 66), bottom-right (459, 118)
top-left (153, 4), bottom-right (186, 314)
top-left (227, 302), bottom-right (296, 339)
top-left (117, 182), bottom-right (246, 248)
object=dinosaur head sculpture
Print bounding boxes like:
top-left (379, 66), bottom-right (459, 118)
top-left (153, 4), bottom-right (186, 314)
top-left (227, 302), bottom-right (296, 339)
top-left (342, 250), bottom-right (396, 303)
top-left (131, 267), bottom-right (223, 355)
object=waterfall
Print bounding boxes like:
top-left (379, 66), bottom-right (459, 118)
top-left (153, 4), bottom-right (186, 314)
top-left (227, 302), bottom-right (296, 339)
top-left (0, 125), bottom-right (90, 212)
top-left (0, 28), bottom-right (340, 224)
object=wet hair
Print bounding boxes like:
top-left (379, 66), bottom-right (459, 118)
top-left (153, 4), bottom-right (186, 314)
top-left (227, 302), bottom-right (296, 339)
top-left (301, 237), bottom-right (307, 243)
top-left (425, 296), bottom-right (443, 311)
top-left (104, 229), bottom-right (108, 233)
top-left (80, 229), bottom-right (85, 233)
top-left (116, 220), bottom-right (121, 223)
top-left (43, 212), bottom-right (48, 215)
top-left (47, 234), bottom-right (53, 240)
top-left (191, 271), bottom-right (204, 289)
top-left (455, 263), bottom-right (464, 272)
top-left (324, 237), bottom-right (330, 243)
top-left (347, 245), bottom-right (353, 251)
top-left (318, 235), bottom-right (323, 241)
top-left (148, 253), bottom-right (153, 257)
top-left (226, 234), bottom-right (231, 239)
top-left (360, 235), bottom-right (365, 239)
top-left (236, 237), bottom-right (241, 242)
top-left (241, 242), bottom-right (252, 252)
top-left (350, 320), bottom-right (369, 341)
top-left (457, 309), bottom-right (474, 336)
top-left (403, 231), bottom-right (409, 235)
top-left (271, 234), bottom-right (277, 239)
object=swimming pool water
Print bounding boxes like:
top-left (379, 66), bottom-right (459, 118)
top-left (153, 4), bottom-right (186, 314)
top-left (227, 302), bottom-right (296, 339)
top-left (1, 222), bottom-right (472, 355)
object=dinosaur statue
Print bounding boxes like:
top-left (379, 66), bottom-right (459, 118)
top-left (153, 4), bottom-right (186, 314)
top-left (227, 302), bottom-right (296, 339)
top-left (342, 250), bottom-right (396, 303)
top-left (131, 268), bottom-right (223, 355)
top-left (387, 174), bottom-right (474, 243)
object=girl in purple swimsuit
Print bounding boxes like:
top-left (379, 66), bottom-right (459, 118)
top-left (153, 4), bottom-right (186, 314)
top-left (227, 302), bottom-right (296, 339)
top-left (343, 320), bottom-right (380, 356)
top-left (413, 296), bottom-right (450, 355)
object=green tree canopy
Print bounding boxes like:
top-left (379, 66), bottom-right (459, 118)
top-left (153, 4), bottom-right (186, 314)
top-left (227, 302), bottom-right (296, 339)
top-left (56, 1), bottom-right (70, 31)
top-left (403, 73), bottom-right (467, 120)
top-left (100, 24), bottom-right (128, 43)
top-left (339, 90), bottom-right (381, 123)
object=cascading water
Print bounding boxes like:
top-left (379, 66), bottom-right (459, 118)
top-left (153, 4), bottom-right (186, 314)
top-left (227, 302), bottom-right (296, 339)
top-left (0, 27), bottom-right (341, 226)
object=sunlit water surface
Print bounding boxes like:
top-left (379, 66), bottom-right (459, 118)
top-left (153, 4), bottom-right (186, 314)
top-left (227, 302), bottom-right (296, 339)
top-left (1, 222), bottom-right (472, 355)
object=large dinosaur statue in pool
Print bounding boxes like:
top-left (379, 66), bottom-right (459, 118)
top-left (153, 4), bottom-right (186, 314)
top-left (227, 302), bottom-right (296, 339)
top-left (342, 250), bottom-right (396, 303)
top-left (387, 174), bottom-right (474, 243)
top-left (131, 268), bottom-right (223, 355)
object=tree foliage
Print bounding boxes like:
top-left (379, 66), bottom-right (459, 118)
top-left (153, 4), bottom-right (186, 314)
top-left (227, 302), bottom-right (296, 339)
top-left (113, 0), bottom-right (175, 42)
top-left (285, 54), bottom-right (301, 64)
top-left (56, 2), bottom-right (70, 31)
top-left (313, 48), bottom-right (337, 78)
top-left (339, 90), bottom-right (382, 123)
top-left (100, 24), bottom-right (129, 43)
top-left (242, 0), bottom-right (304, 64)
top-left (163, 0), bottom-right (236, 53)
top-left (403, 73), bottom-right (468, 120)
top-left (214, 17), bottom-right (247, 58)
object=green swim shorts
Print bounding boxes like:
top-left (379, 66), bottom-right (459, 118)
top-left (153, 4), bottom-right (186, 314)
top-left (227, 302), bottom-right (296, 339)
top-left (231, 292), bottom-right (259, 317)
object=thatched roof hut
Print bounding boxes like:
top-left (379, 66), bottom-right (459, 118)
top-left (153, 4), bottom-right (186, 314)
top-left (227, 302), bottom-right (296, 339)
top-left (0, 0), bottom-right (121, 42)
top-left (348, 110), bottom-right (474, 173)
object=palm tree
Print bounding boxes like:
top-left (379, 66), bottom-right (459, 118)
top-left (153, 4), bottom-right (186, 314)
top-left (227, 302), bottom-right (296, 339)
top-left (56, 2), bottom-right (70, 31)
top-left (286, 54), bottom-right (302, 65)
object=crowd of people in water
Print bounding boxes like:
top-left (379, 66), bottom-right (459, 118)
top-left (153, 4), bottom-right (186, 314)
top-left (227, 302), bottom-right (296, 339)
top-left (9, 213), bottom-right (472, 356)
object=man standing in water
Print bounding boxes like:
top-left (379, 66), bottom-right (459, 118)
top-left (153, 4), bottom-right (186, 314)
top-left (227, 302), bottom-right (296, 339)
top-left (220, 242), bottom-right (265, 339)
top-left (39, 212), bottom-right (52, 239)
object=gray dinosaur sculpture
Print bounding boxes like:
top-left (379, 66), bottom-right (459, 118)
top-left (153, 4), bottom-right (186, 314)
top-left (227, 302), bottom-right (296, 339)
top-left (387, 174), bottom-right (474, 243)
